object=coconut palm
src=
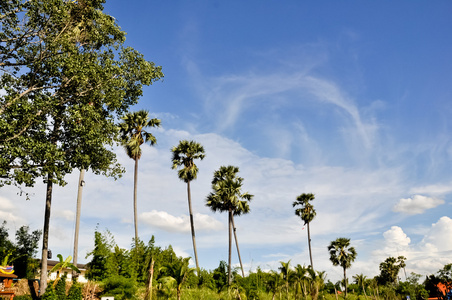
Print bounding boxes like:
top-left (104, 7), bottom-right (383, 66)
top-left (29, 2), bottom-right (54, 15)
top-left (171, 140), bottom-right (205, 273)
top-left (159, 257), bottom-right (195, 300)
top-left (279, 260), bottom-right (292, 300)
top-left (119, 110), bottom-right (161, 246)
top-left (328, 237), bottom-right (357, 298)
top-left (307, 268), bottom-right (326, 300)
top-left (205, 165), bottom-right (253, 286)
top-left (353, 273), bottom-right (368, 299)
top-left (293, 193), bottom-right (316, 269)
top-left (293, 264), bottom-right (308, 300)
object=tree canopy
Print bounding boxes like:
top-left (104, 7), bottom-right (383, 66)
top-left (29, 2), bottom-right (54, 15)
top-left (0, 0), bottom-right (163, 188)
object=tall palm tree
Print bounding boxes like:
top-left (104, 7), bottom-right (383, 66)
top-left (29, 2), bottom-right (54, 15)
top-left (328, 237), bottom-right (357, 298)
top-left (119, 110), bottom-right (161, 247)
top-left (205, 165), bottom-right (253, 286)
top-left (171, 140), bottom-right (205, 273)
top-left (293, 193), bottom-right (316, 269)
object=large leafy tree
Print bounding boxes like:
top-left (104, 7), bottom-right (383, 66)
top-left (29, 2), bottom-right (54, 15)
top-left (171, 140), bottom-right (205, 273)
top-left (0, 0), bottom-right (163, 294)
top-left (328, 237), bottom-right (357, 298)
top-left (293, 193), bottom-right (316, 269)
top-left (377, 256), bottom-right (406, 286)
top-left (119, 110), bottom-right (161, 248)
top-left (206, 165), bottom-right (253, 286)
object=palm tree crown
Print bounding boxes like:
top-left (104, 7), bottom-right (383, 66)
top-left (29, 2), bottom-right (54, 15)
top-left (119, 110), bottom-right (161, 160)
top-left (293, 193), bottom-right (316, 225)
top-left (171, 140), bottom-right (205, 182)
top-left (206, 165), bottom-right (253, 286)
top-left (206, 166), bottom-right (253, 215)
top-left (328, 237), bottom-right (357, 297)
top-left (171, 140), bottom-right (205, 273)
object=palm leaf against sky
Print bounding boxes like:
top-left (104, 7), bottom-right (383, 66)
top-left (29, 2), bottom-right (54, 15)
top-left (328, 237), bottom-right (357, 298)
top-left (293, 193), bottom-right (316, 270)
top-left (206, 165), bottom-right (253, 286)
top-left (171, 140), bottom-right (205, 273)
top-left (119, 110), bottom-right (161, 247)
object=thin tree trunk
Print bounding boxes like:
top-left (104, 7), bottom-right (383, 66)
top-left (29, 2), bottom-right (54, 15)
top-left (231, 214), bottom-right (245, 278)
top-left (145, 258), bottom-right (154, 300)
top-left (186, 181), bottom-right (200, 272)
top-left (73, 168), bottom-right (85, 279)
top-left (307, 222), bottom-right (313, 270)
top-left (344, 268), bottom-right (347, 299)
top-left (134, 157), bottom-right (139, 248)
top-left (228, 207), bottom-right (232, 286)
top-left (40, 174), bottom-right (53, 296)
top-left (362, 281), bottom-right (368, 300)
top-left (334, 286), bottom-right (339, 300)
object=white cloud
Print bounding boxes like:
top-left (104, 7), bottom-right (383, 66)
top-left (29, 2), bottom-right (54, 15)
top-left (140, 210), bottom-right (223, 233)
top-left (383, 226), bottom-right (411, 248)
top-left (421, 216), bottom-right (452, 253)
top-left (54, 210), bottom-right (75, 221)
top-left (393, 195), bottom-right (444, 215)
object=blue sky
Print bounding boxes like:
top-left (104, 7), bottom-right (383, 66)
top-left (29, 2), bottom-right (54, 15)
top-left (2, 0), bottom-right (452, 283)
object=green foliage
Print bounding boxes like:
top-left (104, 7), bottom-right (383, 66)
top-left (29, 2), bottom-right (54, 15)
top-left (85, 229), bottom-right (115, 281)
top-left (1, 0), bottom-right (163, 189)
top-left (12, 296), bottom-right (33, 300)
top-left (40, 284), bottom-right (56, 300)
top-left (377, 256), bottom-right (406, 286)
top-left (0, 221), bottom-right (41, 279)
top-left (55, 273), bottom-right (68, 300)
top-left (67, 281), bottom-right (83, 300)
top-left (102, 275), bottom-right (138, 300)
top-left (397, 273), bottom-right (429, 300)
top-left (212, 260), bottom-right (228, 292)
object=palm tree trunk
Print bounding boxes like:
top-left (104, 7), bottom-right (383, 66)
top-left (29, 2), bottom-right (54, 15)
top-left (40, 174), bottom-right (53, 296)
top-left (307, 222), bottom-right (313, 270)
top-left (343, 268), bottom-right (347, 299)
top-left (134, 157), bottom-right (139, 248)
top-left (228, 207), bottom-right (232, 286)
top-left (73, 168), bottom-right (85, 279)
top-left (231, 214), bottom-right (245, 277)
top-left (186, 181), bottom-right (200, 273)
top-left (362, 281), bottom-right (368, 300)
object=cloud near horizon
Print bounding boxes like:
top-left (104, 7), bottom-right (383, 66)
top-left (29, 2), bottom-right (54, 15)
top-left (139, 210), bottom-right (223, 233)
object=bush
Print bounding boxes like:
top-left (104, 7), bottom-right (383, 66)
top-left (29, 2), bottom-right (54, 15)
top-left (13, 296), bottom-right (33, 300)
top-left (102, 275), bottom-right (137, 300)
top-left (67, 281), bottom-right (83, 300)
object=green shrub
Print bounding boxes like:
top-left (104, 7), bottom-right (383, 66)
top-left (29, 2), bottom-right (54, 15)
top-left (67, 281), bottom-right (83, 300)
top-left (102, 275), bottom-right (137, 300)
top-left (13, 296), bottom-right (33, 300)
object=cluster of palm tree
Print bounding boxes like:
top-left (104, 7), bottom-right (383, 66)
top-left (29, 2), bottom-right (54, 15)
top-left (293, 193), bottom-right (358, 297)
top-left (118, 110), bottom-right (253, 287)
top-left (268, 261), bottom-right (326, 300)
top-left (117, 109), bottom-right (359, 295)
